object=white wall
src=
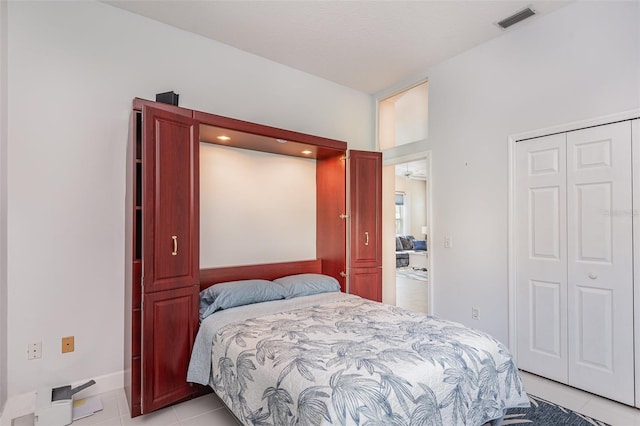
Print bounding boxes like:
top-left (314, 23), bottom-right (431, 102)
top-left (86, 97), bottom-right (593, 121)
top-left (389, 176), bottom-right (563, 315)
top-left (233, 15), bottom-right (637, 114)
top-left (424, 1), bottom-right (640, 343)
top-left (200, 144), bottom-right (316, 268)
top-left (381, 166), bottom-right (397, 305)
top-left (4, 0), bottom-right (372, 398)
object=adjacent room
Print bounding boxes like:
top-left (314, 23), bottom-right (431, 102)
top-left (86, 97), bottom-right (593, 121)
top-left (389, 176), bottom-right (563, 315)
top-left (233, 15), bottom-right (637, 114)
top-left (1, 1), bottom-right (639, 425)
top-left (393, 159), bottom-right (429, 314)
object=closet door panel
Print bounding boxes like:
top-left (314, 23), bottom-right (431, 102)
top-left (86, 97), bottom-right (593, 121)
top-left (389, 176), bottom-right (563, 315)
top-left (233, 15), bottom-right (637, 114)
top-left (567, 121), bottom-right (633, 405)
top-left (529, 280), bottom-right (562, 357)
top-left (574, 182), bottom-right (612, 261)
top-left (515, 134), bottom-right (568, 383)
top-left (530, 186), bottom-right (562, 259)
top-left (575, 287), bottom-right (613, 368)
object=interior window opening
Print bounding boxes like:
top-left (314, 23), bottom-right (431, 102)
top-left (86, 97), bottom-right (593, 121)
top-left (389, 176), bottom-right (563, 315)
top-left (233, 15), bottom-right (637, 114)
top-left (378, 81), bottom-right (428, 150)
top-left (395, 192), bottom-right (406, 235)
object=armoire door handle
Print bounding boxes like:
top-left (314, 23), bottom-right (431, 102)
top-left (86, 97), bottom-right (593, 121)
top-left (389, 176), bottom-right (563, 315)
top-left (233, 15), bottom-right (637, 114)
top-left (365, 232), bottom-right (369, 246)
top-left (171, 235), bottom-right (178, 256)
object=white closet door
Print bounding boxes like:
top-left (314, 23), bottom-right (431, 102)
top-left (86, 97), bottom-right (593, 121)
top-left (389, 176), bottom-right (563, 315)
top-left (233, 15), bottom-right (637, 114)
top-left (516, 133), bottom-right (568, 382)
top-left (633, 119), bottom-right (640, 408)
top-left (566, 121), bottom-right (633, 404)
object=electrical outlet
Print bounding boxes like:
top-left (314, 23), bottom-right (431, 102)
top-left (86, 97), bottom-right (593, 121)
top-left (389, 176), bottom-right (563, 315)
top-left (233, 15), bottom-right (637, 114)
top-left (28, 342), bottom-right (42, 360)
top-left (472, 307), bottom-right (479, 320)
top-left (62, 336), bottom-right (74, 353)
top-left (444, 236), bottom-right (453, 248)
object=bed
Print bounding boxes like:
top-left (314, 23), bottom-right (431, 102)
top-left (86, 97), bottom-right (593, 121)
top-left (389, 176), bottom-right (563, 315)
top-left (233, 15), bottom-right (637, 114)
top-left (188, 262), bottom-right (529, 426)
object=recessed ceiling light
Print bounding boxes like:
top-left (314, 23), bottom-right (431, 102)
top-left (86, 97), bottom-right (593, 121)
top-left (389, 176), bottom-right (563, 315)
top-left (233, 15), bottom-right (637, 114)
top-left (276, 139), bottom-right (287, 144)
top-left (217, 135), bottom-right (231, 141)
top-left (301, 150), bottom-right (313, 155)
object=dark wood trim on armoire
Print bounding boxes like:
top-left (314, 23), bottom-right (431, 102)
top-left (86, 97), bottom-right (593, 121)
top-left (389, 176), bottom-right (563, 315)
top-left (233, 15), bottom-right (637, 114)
top-left (124, 98), bottom-right (381, 416)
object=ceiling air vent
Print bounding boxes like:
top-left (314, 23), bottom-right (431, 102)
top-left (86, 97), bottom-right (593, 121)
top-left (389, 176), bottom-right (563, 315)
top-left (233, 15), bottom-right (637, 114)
top-left (496, 7), bottom-right (536, 30)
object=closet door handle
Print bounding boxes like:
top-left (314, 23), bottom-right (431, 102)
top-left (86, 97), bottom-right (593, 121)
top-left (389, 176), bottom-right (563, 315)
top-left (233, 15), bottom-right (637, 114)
top-left (365, 232), bottom-right (369, 246)
top-left (171, 235), bottom-right (178, 256)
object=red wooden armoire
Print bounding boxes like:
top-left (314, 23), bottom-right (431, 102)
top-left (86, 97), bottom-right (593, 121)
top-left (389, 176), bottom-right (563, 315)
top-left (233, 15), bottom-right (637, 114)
top-left (124, 99), bottom-right (382, 417)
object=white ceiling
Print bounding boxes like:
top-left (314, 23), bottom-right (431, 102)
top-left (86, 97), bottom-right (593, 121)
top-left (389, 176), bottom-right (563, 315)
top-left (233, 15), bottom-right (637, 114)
top-left (104, 0), bottom-right (571, 94)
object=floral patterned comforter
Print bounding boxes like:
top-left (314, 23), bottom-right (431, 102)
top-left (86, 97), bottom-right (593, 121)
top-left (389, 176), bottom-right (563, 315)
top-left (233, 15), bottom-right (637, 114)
top-left (192, 293), bottom-right (529, 425)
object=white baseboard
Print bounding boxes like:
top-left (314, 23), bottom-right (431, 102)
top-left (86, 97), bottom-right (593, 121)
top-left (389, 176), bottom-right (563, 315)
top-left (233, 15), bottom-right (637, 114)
top-left (0, 370), bottom-right (123, 426)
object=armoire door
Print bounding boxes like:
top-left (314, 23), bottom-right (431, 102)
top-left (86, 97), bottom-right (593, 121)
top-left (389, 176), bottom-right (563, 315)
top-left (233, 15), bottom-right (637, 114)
top-left (141, 105), bottom-right (200, 413)
top-left (349, 150), bottom-right (382, 268)
top-left (350, 268), bottom-right (382, 302)
top-left (515, 133), bottom-right (568, 383)
top-left (142, 287), bottom-right (199, 412)
top-left (516, 120), bottom-right (634, 405)
top-left (142, 105), bottom-right (199, 294)
top-left (566, 122), bottom-right (633, 405)
top-left (348, 150), bottom-right (382, 301)
top-left (317, 152), bottom-right (347, 292)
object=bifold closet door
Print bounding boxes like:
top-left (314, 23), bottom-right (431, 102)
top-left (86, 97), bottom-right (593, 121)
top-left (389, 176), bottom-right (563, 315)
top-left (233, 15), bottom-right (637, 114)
top-left (566, 122), bottom-right (633, 405)
top-left (633, 119), bottom-right (640, 408)
top-left (516, 120), bottom-right (634, 405)
top-left (515, 133), bottom-right (568, 383)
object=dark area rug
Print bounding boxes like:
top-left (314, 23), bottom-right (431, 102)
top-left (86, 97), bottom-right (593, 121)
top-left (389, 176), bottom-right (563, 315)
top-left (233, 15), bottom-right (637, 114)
top-left (491, 394), bottom-right (611, 425)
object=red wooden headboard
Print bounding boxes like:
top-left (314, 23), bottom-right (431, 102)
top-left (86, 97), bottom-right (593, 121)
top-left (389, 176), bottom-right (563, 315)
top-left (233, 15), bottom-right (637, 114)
top-left (199, 259), bottom-right (322, 292)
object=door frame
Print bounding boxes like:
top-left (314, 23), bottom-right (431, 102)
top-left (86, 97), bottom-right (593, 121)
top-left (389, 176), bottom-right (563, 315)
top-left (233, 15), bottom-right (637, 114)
top-left (382, 151), bottom-right (433, 314)
top-left (507, 109), bottom-right (640, 357)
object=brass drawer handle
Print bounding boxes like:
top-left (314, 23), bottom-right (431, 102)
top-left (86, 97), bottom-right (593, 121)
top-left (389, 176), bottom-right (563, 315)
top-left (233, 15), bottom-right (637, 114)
top-left (365, 232), bottom-right (369, 246)
top-left (171, 235), bottom-right (178, 256)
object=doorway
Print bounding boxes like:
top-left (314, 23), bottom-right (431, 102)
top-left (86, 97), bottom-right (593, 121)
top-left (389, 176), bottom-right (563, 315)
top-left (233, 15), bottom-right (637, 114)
top-left (382, 155), bottom-right (430, 313)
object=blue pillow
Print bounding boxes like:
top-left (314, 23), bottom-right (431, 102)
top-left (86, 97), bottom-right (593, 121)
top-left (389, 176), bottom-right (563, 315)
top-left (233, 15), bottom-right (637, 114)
top-left (413, 240), bottom-right (427, 251)
top-left (273, 273), bottom-right (340, 299)
top-left (199, 279), bottom-right (285, 320)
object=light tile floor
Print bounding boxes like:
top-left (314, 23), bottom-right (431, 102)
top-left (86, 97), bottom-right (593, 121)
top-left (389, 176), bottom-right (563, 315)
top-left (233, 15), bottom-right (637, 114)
top-left (396, 273), bottom-right (428, 313)
top-left (519, 371), bottom-right (640, 425)
top-left (12, 371), bottom-right (640, 425)
top-left (12, 390), bottom-right (241, 426)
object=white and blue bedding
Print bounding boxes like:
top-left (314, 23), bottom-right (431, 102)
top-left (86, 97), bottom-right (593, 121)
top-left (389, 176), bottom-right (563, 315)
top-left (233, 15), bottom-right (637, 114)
top-left (187, 292), bottom-right (529, 425)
